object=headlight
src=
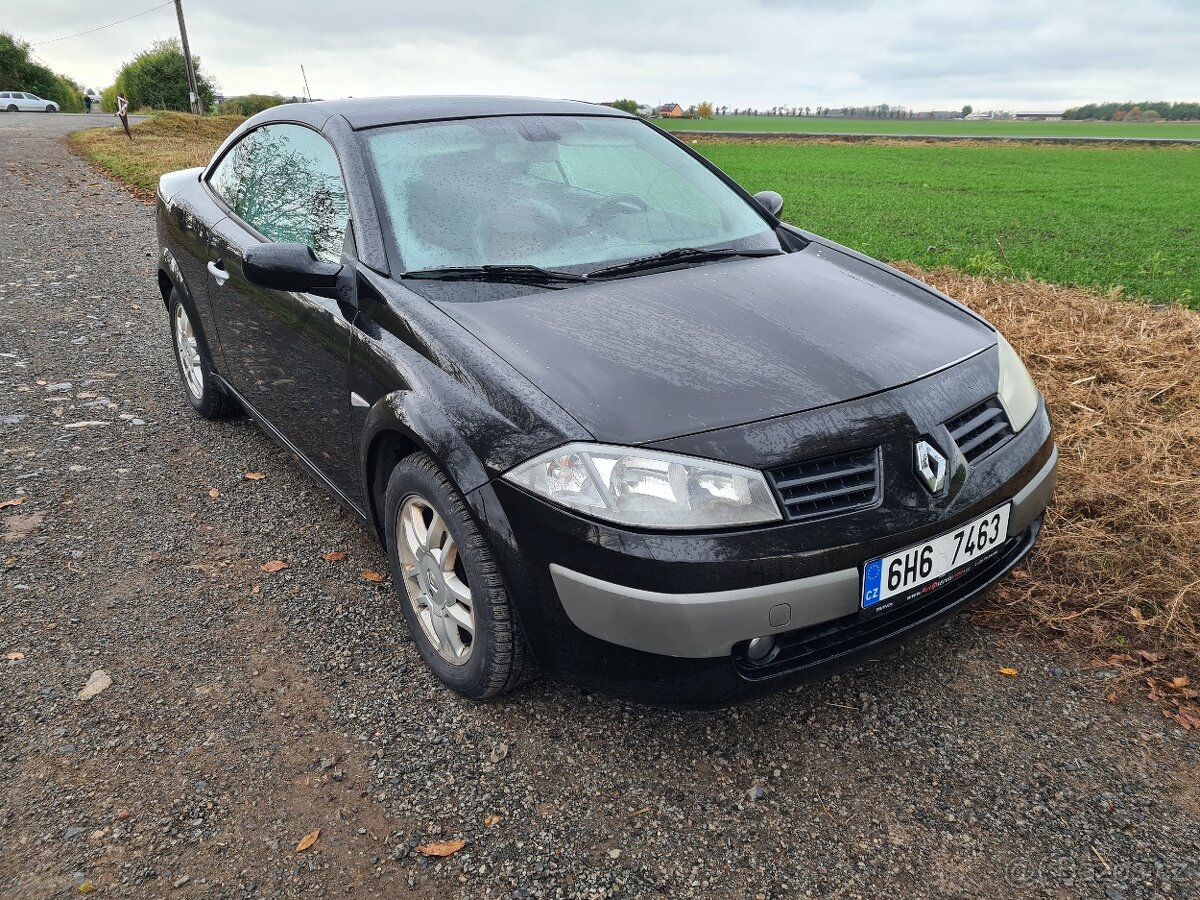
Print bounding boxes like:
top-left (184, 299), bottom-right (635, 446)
top-left (996, 332), bottom-right (1039, 431)
top-left (503, 443), bottom-right (782, 530)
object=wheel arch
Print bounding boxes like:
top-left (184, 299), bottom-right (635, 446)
top-left (360, 391), bottom-right (493, 538)
top-left (158, 248), bottom-right (191, 310)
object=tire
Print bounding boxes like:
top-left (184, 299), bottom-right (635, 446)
top-left (5, 105), bottom-right (16, 113)
top-left (384, 453), bottom-right (528, 699)
top-left (167, 289), bottom-right (239, 419)
top-left (46, 105), bottom-right (55, 113)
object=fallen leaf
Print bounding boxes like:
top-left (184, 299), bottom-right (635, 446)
top-left (0, 497), bottom-right (27, 510)
top-left (1136, 650), bottom-right (1166, 665)
top-left (295, 829), bottom-right (320, 852)
top-left (1105, 691), bottom-right (1118, 704)
top-left (1171, 676), bottom-right (1191, 689)
top-left (243, 472), bottom-right (266, 481)
top-left (208, 488), bottom-right (220, 499)
top-left (484, 815), bottom-right (502, 827)
top-left (416, 839), bottom-right (466, 857)
top-left (998, 667), bottom-right (1019, 677)
top-left (77, 669), bottom-right (112, 700)
top-left (1106, 653), bottom-right (1137, 667)
top-left (78, 881), bottom-right (96, 894)
top-left (322, 551), bottom-right (347, 562)
top-left (260, 560), bottom-right (289, 573)
top-left (361, 569), bottom-right (385, 583)
top-left (1172, 704), bottom-right (1200, 730)
top-left (6, 651), bottom-right (25, 660)
top-left (251, 584), bottom-right (262, 595)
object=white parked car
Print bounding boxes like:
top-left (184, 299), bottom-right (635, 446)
top-left (0, 91), bottom-right (60, 112)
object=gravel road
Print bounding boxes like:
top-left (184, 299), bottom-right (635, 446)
top-left (1, 113), bottom-right (1198, 900)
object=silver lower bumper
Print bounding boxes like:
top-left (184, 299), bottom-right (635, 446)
top-left (550, 446), bottom-right (1058, 659)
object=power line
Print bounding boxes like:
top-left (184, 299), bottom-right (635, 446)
top-left (31, 2), bottom-right (174, 46)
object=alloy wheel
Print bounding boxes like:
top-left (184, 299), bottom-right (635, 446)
top-left (397, 495), bottom-right (476, 665)
top-left (173, 302), bottom-right (205, 400)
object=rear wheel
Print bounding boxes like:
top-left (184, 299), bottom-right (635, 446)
top-left (168, 290), bottom-right (239, 419)
top-left (5, 105), bottom-right (16, 113)
top-left (384, 453), bottom-right (528, 699)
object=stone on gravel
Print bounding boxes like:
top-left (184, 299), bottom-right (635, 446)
top-left (76, 670), bottom-right (112, 700)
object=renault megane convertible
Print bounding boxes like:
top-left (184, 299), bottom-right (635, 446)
top-left (155, 96), bottom-right (1056, 703)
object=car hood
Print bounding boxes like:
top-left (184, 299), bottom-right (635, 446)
top-left (432, 246), bottom-right (995, 444)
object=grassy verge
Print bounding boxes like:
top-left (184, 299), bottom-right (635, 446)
top-left (695, 139), bottom-right (1200, 307)
top-left (907, 266), bottom-right (1199, 669)
top-left (68, 111), bottom-right (245, 196)
top-left (70, 112), bottom-right (1200, 666)
top-left (661, 115), bottom-right (1200, 139)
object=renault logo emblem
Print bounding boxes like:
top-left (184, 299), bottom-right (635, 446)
top-left (914, 440), bottom-right (948, 494)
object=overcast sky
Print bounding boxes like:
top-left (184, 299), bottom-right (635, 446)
top-left (9, 0), bottom-right (1199, 110)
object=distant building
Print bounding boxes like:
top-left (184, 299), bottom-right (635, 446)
top-left (1013, 111), bottom-right (1064, 121)
top-left (656, 103), bottom-right (683, 118)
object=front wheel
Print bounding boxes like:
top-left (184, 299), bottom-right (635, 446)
top-left (168, 290), bottom-right (239, 419)
top-left (46, 105), bottom-right (55, 113)
top-left (384, 453), bottom-right (528, 699)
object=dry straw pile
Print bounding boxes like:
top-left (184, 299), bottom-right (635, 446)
top-left (899, 265), bottom-right (1200, 662)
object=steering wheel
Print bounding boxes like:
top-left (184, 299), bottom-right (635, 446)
top-left (579, 192), bottom-right (649, 228)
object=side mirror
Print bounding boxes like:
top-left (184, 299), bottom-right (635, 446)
top-left (752, 190), bottom-right (784, 217)
top-left (243, 243), bottom-right (342, 297)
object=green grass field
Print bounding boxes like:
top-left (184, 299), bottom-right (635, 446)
top-left (694, 140), bottom-right (1200, 306)
top-left (72, 114), bottom-right (1199, 307)
top-left (661, 115), bottom-right (1200, 140)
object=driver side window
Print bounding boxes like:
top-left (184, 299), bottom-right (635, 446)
top-left (208, 124), bottom-right (350, 262)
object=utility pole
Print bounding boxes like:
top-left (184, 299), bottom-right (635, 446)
top-left (301, 65), bottom-right (312, 103)
top-left (174, 0), bottom-right (202, 115)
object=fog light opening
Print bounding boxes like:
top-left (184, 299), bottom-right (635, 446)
top-left (745, 636), bottom-right (777, 664)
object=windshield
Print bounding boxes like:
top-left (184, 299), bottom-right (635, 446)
top-left (365, 115), bottom-right (780, 273)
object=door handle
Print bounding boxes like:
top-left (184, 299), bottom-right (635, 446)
top-left (207, 260), bottom-right (230, 286)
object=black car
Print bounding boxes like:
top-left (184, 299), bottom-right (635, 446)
top-left (155, 96), bottom-right (1056, 704)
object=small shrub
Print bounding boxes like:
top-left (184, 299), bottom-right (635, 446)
top-left (218, 94), bottom-right (298, 117)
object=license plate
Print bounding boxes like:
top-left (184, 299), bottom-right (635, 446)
top-left (861, 503), bottom-right (1011, 612)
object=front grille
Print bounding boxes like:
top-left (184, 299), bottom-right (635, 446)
top-left (733, 521), bottom-right (1038, 681)
top-left (767, 447), bottom-right (880, 522)
top-left (946, 397), bottom-right (1014, 463)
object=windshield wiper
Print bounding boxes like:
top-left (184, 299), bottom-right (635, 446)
top-left (402, 265), bottom-right (586, 287)
top-left (586, 246), bottom-right (782, 281)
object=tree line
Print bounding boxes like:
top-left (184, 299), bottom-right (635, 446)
top-left (614, 101), bottom-right (990, 119)
top-left (1063, 101), bottom-right (1200, 121)
top-left (0, 32), bottom-right (85, 111)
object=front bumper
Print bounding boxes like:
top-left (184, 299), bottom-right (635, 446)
top-left (470, 378), bottom-right (1056, 703)
top-left (549, 444), bottom-right (1056, 659)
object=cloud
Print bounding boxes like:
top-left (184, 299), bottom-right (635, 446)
top-left (15, 0), bottom-right (1200, 110)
